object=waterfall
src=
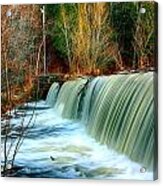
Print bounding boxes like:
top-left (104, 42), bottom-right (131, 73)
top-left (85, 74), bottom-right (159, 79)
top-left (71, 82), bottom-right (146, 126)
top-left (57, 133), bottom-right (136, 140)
top-left (54, 78), bottom-right (87, 119)
top-left (86, 72), bottom-right (155, 170)
top-left (81, 76), bottom-right (108, 123)
top-left (46, 72), bottom-right (156, 170)
top-left (46, 82), bottom-right (60, 107)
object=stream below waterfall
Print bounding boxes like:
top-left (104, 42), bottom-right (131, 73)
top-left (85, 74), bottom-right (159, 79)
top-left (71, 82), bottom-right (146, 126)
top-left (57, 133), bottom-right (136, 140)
top-left (1, 101), bottom-right (153, 180)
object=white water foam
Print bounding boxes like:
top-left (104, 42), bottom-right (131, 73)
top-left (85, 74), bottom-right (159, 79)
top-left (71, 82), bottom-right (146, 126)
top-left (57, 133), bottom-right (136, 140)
top-left (1, 101), bottom-right (153, 180)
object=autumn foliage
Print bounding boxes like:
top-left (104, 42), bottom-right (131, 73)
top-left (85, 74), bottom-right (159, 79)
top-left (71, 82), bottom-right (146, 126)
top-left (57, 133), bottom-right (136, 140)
top-left (1, 5), bottom-right (42, 113)
top-left (1, 2), bottom-right (157, 113)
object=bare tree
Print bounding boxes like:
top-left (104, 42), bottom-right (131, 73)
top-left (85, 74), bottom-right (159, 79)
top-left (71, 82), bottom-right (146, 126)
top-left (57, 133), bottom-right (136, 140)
top-left (60, 5), bottom-right (73, 72)
top-left (133, 2), bottom-right (155, 70)
top-left (72, 3), bottom-right (122, 75)
top-left (1, 5), bottom-right (41, 176)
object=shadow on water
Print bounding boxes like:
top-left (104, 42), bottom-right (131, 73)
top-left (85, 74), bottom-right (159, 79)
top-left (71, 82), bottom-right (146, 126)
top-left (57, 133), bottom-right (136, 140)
top-left (17, 105), bottom-right (50, 111)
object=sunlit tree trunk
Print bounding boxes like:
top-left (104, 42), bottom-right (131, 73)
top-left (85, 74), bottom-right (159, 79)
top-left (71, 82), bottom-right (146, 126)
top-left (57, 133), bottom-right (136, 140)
top-left (60, 5), bottom-right (73, 72)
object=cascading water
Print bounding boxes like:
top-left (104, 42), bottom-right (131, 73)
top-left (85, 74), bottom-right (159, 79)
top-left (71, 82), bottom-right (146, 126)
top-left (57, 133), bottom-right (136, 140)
top-left (45, 82), bottom-right (60, 107)
top-left (46, 72), bottom-right (156, 171)
top-left (54, 78), bottom-right (87, 119)
top-left (2, 72), bottom-right (156, 180)
top-left (81, 76), bottom-right (108, 123)
top-left (85, 73), bottom-right (155, 170)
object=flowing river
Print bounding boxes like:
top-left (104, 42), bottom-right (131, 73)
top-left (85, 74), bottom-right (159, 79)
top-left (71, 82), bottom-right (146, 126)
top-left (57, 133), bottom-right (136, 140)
top-left (1, 72), bottom-right (156, 180)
